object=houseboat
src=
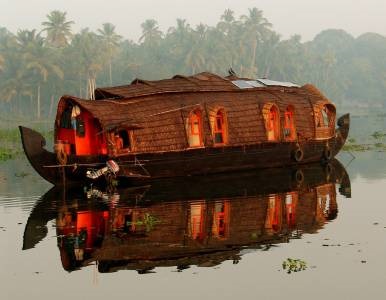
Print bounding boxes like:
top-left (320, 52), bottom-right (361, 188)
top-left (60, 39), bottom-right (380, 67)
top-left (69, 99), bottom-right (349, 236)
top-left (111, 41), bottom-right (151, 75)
top-left (23, 159), bottom-right (350, 272)
top-left (19, 72), bottom-right (350, 185)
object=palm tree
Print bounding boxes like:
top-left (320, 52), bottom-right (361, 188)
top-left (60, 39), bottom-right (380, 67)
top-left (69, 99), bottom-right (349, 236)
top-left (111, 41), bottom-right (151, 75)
top-left (41, 10), bottom-right (74, 47)
top-left (97, 23), bottom-right (122, 85)
top-left (216, 9), bottom-right (242, 71)
top-left (0, 63), bottom-right (34, 116)
top-left (16, 29), bottom-right (43, 49)
top-left (241, 8), bottom-right (272, 77)
top-left (23, 36), bottom-right (64, 118)
top-left (139, 19), bottom-right (163, 47)
top-left (70, 29), bottom-right (104, 99)
top-left (168, 19), bottom-right (191, 41)
top-left (259, 31), bottom-right (281, 78)
top-left (217, 9), bottom-right (235, 35)
top-left (185, 25), bottom-right (207, 74)
top-left (165, 19), bottom-right (193, 73)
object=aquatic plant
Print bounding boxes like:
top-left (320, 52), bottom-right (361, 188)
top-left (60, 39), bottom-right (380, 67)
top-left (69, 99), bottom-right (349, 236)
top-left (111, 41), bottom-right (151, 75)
top-left (0, 128), bottom-right (20, 143)
top-left (0, 127), bottom-right (53, 162)
top-left (0, 147), bottom-right (19, 161)
top-left (127, 213), bottom-right (161, 232)
top-left (348, 137), bottom-right (356, 144)
top-left (282, 258), bottom-right (307, 274)
top-left (342, 143), bottom-right (371, 152)
top-left (371, 131), bottom-right (386, 139)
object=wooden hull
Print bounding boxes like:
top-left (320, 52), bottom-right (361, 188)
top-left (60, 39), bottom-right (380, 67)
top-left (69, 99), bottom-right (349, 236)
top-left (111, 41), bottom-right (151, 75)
top-left (19, 114), bottom-right (349, 186)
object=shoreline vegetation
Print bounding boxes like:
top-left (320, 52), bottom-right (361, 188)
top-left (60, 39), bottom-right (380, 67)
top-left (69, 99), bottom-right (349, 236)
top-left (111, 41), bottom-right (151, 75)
top-left (342, 129), bottom-right (386, 152)
top-left (0, 127), bottom-right (52, 162)
top-left (1, 8), bottom-right (386, 121)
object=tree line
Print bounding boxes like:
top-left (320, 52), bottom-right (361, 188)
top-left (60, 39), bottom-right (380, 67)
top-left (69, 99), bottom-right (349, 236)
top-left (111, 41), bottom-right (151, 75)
top-left (1, 8), bottom-right (386, 120)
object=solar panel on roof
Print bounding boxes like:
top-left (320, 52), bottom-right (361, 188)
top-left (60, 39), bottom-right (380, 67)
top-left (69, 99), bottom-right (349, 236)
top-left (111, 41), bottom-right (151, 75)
top-left (246, 80), bottom-right (265, 88)
top-left (232, 80), bottom-right (265, 89)
top-left (256, 79), bottom-right (299, 87)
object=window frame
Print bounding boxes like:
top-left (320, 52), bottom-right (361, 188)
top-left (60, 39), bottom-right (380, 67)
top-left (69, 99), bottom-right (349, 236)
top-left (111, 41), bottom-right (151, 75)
top-left (264, 104), bottom-right (281, 142)
top-left (187, 109), bottom-right (204, 148)
top-left (213, 109), bottom-right (228, 146)
top-left (283, 105), bottom-right (297, 141)
top-left (110, 128), bottom-right (135, 155)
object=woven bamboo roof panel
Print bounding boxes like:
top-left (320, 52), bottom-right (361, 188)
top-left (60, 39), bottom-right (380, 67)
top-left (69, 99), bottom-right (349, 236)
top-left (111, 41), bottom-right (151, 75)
top-left (56, 72), bottom-right (336, 153)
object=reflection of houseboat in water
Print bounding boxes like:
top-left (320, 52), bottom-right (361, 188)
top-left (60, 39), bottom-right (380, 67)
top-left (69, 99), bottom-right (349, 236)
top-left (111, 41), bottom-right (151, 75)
top-left (23, 160), bottom-right (350, 273)
top-left (19, 72), bottom-right (349, 185)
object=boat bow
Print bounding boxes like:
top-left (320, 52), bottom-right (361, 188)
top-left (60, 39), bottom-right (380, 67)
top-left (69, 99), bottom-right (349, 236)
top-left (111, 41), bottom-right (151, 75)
top-left (333, 113), bottom-right (350, 155)
top-left (19, 126), bottom-right (59, 185)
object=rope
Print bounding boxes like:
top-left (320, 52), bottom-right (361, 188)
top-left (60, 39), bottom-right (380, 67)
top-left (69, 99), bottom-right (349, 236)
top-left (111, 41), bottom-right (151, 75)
top-left (55, 143), bottom-right (68, 165)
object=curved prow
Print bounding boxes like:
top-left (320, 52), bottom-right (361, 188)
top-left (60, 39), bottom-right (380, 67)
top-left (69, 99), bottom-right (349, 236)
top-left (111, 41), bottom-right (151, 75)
top-left (331, 158), bottom-right (351, 198)
top-left (333, 113), bottom-right (350, 155)
top-left (19, 126), bottom-right (59, 185)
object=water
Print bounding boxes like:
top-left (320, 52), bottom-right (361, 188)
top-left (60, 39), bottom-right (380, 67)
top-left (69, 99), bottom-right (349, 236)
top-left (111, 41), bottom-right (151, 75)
top-left (1, 147), bottom-right (386, 299)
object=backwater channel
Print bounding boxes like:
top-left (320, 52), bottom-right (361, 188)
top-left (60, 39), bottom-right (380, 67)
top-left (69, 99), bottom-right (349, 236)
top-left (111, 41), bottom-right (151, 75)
top-left (1, 114), bottom-right (386, 299)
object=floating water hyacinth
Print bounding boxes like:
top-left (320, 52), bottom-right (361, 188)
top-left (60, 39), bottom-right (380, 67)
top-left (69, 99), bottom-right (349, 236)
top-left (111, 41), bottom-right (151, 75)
top-left (282, 258), bottom-right (307, 274)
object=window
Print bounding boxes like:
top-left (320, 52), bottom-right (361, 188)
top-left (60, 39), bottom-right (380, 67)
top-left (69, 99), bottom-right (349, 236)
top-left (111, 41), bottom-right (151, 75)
top-left (284, 106), bottom-right (296, 141)
top-left (265, 105), bottom-right (280, 141)
top-left (317, 105), bottom-right (334, 128)
top-left (110, 129), bottom-right (133, 154)
top-left (316, 184), bottom-right (337, 221)
top-left (315, 104), bottom-right (336, 139)
top-left (265, 194), bottom-right (282, 234)
top-left (213, 110), bottom-right (227, 145)
top-left (187, 110), bottom-right (203, 147)
top-left (189, 203), bottom-right (206, 240)
top-left (212, 201), bottom-right (230, 238)
top-left (118, 130), bottom-right (131, 149)
top-left (285, 192), bottom-right (298, 228)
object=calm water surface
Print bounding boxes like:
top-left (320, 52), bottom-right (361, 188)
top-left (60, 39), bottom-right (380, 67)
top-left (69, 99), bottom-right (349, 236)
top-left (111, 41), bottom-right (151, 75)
top-left (1, 151), bottom-right (386, 300)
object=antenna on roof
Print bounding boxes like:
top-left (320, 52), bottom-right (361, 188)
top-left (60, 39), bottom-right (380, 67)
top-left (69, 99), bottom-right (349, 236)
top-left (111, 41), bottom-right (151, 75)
top-left (228, 68), bottom-right (236, 77)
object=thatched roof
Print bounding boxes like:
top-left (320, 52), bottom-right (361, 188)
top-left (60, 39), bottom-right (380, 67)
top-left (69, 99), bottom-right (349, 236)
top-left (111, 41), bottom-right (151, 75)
top-left (94, 72), bottom-right (239, 100)
top-left (56, 72), bottom-right (336, 152)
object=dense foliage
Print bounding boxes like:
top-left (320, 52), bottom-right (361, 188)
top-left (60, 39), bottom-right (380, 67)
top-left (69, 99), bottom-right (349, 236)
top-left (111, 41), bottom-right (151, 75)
top-left (1, 8), bottom-right (386, 120)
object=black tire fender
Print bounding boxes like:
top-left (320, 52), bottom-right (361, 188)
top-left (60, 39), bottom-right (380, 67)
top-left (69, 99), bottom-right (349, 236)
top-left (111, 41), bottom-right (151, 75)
top-left (293, 169), bottom-right (304, 185)
top-left (292, 147), bottom-right (304, 162)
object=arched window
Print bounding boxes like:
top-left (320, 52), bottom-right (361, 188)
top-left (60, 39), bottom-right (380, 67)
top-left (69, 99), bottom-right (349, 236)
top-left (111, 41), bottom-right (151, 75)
top-left (187, 110), bottom-right (203, 147)
top-left (213, 109), bottom-right (227, 145)
top-left (265, 104), bottom-right (280, 141)
top-left (315, 104), bottom-right (336, 139)
top-left (317, 104), bottom-right (335, 128)
top-left (284, 106), bottom-right (296, 141)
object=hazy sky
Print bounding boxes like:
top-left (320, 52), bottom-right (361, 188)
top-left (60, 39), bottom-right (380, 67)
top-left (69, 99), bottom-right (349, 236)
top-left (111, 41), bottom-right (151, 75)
top-left (1, 0), bottom-right (385, 41)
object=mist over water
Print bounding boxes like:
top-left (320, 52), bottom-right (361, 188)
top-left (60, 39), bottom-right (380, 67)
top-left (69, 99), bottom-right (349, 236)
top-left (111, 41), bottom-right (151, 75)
top-left (1, 2), bottom-right (386, 299)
